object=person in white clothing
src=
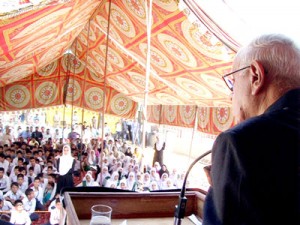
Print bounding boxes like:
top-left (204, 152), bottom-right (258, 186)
top-left (4, 182), bottom-right (25, 204)
top-left (12, 151), bottom-right (24, 167)
top-left (56, 145), bottom-right (75, 195)
top-left (0, 167), bottom-right (10, 193)
top-left (0, 197), bottom-right (12, 221)
top-left (30, 177), bottom-right (44, 210)
top-left (48, 194), bottom-right (60, 211)
top-left (126, 172), bottom-right (137, 191)
top-left (23, 188), bottom-right (39, 221)
top-left (49, 198), bottom-right (66, 225)
top-left (27, 157), bottom-right (41, 175)
top-left (42, 128), bottom-right (53, 145)
top-left (0, 198), bottom-right (13, 212)
top-left (0, 154), bottom-right (9, 175)
top-left (0, 196), bottom-right (13, 222)
top-left (42, 161), bottom-right (58, 175)
top-left (1, 128), bottom-right (13, 146)
top-left (53, 111), bottom-right (61, 128)
top-left (77, 171), bottom-right (99, 187)
top-left (9, 199), bottom-right (31, 225)
top-left (17, 174), bottom-right (28, 193)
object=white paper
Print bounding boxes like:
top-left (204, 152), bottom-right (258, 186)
top-left (188, 214), bottom-right (202, 225)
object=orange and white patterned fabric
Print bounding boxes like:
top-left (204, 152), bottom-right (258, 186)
top-left (0, 0), bottom-right (239, 133)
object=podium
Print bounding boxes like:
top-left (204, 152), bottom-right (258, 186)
top-left (63, 187), bottom-right (206, 225)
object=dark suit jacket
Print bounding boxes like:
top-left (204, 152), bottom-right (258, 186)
top-left (31, 131), bottom-right (43, 142)
top-left (203, 88), bottom-right (300, 225)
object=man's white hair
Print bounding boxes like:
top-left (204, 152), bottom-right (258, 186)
top-left (235, 34), bottom-right (300, 93)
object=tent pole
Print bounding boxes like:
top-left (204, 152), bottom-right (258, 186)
top-left (141, 0), bottom-right (153, 154)
top-left (70, 39), bottom-right (78, 129)
top-left (158, 104), bottom-right (162, 129)
top-left (62, 51), bottom-right (71, 141)
top-left (188, 106), bottom-right (198, 163)
top-left (80, 19), bottom-right (91, 147)
top-left (62, 40), bottom-right (76, 141)
top-left (98, 0), bottom-right (112, 186)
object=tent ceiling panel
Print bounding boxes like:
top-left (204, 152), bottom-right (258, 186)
top-left (0, 0), bottom-right (238, 112)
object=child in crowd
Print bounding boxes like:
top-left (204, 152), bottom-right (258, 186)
top-left (43, 181), bottom-right (55, 206)
top-left (23, 188), bottom-right (39, 221)
top-left (4, 182), bottom-right (24, 204)
top-left (49, 198), bottom-right (66, 225)
top-left (9, 199), bottom-right (31, 225)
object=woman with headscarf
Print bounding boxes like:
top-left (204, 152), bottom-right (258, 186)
top-left (135, 172), bottom-right (144, 192)
top-left (117, 179), bottom-right (129, 190)
top-left (122, 163), bottom-right (133, 178)
top-left (56, 145), bottom-right (75, 195)
top-left (95, 165), bottom-right (111, 186)
top-left (169, 168), bottom-right (179, 186)
top-left (143, 172), bottom-right (151, 191)
top-left (149, 167), bottom-right (160, 182)
top-left (126, 172), bottom-right (137, 191)
top-left (78, 171), bottom-right (99, 187)
top-left (158, 172), bottom-right (169, 190)
top-left (87, 149), bottom-right (97, 166)
top-left (162, 178), bottom-right (174, 190)
top-left (175, 171), bottom-right (187, 189)
top-left (152, 135), bottom-right (165, 166)
top-left (158, 164), bottom-right (169, 178)
top-left (105, 171), bottom-right (119, 188)
top-left (110, 161), bottom-right (122, 174)
top-left (149, 181), bottom-right (160, 191)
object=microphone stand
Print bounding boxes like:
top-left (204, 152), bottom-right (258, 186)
top-left (173, 150), bottom-right (212, 225)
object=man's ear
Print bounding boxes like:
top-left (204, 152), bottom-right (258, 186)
top-left (249, 60), bottom-right (266, 95)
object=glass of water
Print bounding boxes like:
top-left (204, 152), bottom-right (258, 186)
top-left (90, 204), bottom-right (112, 225)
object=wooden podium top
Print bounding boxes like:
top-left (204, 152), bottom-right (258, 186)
top-left (80, 217), bottom-right (196, 225)
top-left (63, 187), bottom-right (206, 225)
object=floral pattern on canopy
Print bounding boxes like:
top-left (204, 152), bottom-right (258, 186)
top-left (0, 0), bottom-right (240, 133)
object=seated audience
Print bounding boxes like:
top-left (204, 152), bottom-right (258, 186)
top-left (4, 182), bottom-right (25, 204)
top-left (0, 167), bottom-right (10, 193)
top-left (23, 188), bottom-right (39, 221)
top-left (10, 199), bottom-right (31, 225)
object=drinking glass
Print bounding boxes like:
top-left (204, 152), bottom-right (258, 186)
top-left (90, 204), bottom-right (112, 225)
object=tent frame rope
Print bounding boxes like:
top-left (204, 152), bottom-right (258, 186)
top-left (142, 0), bottom-right (154, 152)
top-left (79, 19), bottom-right (91, 149)
top-left (98, 0), bottom-right (112, 187)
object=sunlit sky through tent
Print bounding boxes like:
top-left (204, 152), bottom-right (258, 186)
top-left (199, 0), bottom-right (300, 47)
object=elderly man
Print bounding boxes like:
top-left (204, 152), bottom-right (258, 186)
top-left (203, 34), bottom-right (300, 225)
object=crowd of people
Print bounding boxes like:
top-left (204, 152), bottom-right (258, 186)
top-left (0, 117), bottom-right (187, 224)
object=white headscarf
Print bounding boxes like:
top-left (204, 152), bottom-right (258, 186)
top-left (126, 172), bottom-right (136, 191)
top-left (96, 166), bottom-right (110, 185)
top-left (155, 135), bottom-right (164, 151)
top-left (158, 172), bottom-right (169, 189)
top-left (88, 149), bottom-right (96, 165)
top-left (84, 172), bottom-right (99, 187)
top-left (149, 181), bottom-right (159, 191)
top-left (143, 172), bottom-right (151, 188)
top-left (105, 171), bottom-right (119, 188)
top-left (58, 145), bottom-right (74, 176)
top-left (117, 179), bottom-right (128, 190)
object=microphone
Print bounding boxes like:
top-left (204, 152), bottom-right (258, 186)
top-left (174, 149), bottom-right (212, 225)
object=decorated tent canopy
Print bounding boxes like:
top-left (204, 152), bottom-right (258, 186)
top-left (0, 0), bottom-right (242, 134)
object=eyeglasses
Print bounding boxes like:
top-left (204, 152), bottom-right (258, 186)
top-left (222, 66), bottom-right (250, 91)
